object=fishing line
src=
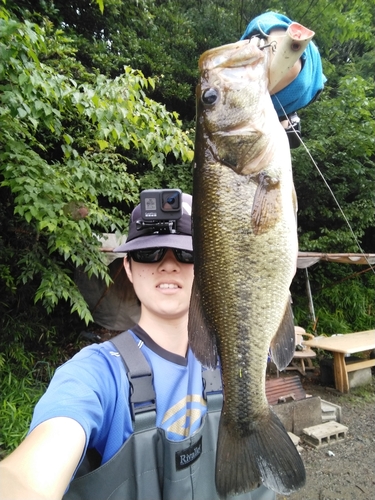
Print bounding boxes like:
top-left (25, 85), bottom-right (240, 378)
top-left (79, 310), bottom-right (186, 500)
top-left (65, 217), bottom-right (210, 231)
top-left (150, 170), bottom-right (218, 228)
top-left (274, 96), bottom-right (375, 275)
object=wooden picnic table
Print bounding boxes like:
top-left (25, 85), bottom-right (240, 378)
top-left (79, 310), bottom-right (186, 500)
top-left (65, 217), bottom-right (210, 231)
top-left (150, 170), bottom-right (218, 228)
top-left (304, 330), bottom-right (375, 393)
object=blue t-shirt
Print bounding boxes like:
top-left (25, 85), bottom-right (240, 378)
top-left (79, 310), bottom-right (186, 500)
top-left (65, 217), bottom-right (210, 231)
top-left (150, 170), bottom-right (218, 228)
top-left (29, 326), bottom-right (208, 466)
top-left (241, 11), bottom-right (327, 116)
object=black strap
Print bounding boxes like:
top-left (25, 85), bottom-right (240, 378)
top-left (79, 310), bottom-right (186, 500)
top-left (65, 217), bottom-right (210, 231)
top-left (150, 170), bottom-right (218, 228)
top-left (111, 330), bottom-right (223, 422)
top-left (110, 331), bottom-right (156, 422)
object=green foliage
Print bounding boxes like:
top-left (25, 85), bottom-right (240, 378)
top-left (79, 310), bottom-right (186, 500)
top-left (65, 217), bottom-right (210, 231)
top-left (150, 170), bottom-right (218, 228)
top-left (139, 162), bottom-right (193, 194)
top-left (292, 265), bottom-right (375, 335)
top-left (344, 380), bottom-right (375, 404)
top-left (292, 73), bottom-right (375, 253)
top-left (0, 8), bottom-right (193, 322)
top-left (0, 367), bottom-right (46, 453)
top-left (95, 0), bottom-right (104, 14)
top-left (0, 307), bottom-right (85, 454)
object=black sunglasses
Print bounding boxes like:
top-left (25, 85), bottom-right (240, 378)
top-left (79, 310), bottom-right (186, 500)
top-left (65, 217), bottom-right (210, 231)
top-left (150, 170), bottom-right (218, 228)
top-left (129, 247), bottom-right (194, 264)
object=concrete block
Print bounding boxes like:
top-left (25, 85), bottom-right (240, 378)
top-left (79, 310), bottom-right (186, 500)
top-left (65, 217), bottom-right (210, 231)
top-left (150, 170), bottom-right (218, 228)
top-left (272, 396), bottom-right (322, 435)
top-left (272, 401), bottom-right (294, 432)
top-left (288, 432), bottom-right (304, 453)
top-left (348, 367), bottom-right (372, 388)
top-left (320, 399), bottom-right (342, 423)
top-left (302, 421), bottom-right (348, 449)
top-left (319, 357), bottom-right (373, 389)
top-left (287, 432), bottom-right (300, 446)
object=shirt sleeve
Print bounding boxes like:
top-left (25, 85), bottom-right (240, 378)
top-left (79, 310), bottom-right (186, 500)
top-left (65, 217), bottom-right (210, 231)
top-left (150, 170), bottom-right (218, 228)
top-left (29, 343), bottom-right (130, 458)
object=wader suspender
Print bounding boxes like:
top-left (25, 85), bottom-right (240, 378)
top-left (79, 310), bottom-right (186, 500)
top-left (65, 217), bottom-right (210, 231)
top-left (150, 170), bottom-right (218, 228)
top-left (110, 330), bottom-right (223, 420)
top-left (110, 331), bottom-right (158, 431)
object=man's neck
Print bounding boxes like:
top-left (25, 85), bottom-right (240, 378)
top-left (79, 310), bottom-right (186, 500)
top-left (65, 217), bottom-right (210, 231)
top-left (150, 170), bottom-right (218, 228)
top-left (138, 315), bottom-right (189, 357)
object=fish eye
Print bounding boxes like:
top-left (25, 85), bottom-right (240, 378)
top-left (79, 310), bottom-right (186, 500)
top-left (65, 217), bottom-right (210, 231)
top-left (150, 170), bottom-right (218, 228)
top-left (202, 88), bottom-right (218, 106)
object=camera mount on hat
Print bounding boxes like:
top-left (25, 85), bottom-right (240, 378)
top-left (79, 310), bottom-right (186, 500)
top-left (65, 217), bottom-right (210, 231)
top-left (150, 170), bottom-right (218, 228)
top-left (136, 189), bottom-right (182, 234)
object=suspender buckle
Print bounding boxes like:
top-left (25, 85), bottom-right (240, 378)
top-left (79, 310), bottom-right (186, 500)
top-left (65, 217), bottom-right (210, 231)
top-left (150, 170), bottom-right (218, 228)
top-left (202, 368), bottom-right (222, 399)
top-left (128, 372), bottom-right (156, 420)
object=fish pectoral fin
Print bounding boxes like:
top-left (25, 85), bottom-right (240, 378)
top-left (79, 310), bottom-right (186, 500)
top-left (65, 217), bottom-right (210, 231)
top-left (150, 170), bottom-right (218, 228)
top-left (270, 297), bottom-right (296, 371)
top-left (188, 279), bottom-right (218, 369)
top-left (251, 172), bottom-right (281, 235)
top-left (215, 409), bottom-right (306, 497)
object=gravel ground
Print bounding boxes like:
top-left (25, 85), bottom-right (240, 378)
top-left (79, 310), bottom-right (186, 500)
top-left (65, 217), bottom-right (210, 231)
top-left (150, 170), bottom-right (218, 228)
top-left (277, 374), bottom-right (375, 500)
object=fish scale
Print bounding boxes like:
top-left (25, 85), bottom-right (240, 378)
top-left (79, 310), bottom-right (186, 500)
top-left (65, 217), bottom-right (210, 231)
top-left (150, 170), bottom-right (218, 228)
top-left (194, 165), bottom-right (286, 415)
top-left (188, 37), bottom-right (305, 497)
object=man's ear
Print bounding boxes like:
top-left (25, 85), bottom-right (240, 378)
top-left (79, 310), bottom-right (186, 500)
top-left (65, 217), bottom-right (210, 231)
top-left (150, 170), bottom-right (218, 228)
top-left (123, 257), bottom-right (133, 283)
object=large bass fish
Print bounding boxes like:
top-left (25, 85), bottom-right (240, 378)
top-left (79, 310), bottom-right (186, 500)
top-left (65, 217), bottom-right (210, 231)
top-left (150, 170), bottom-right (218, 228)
top-left (188, 37), bottom-right (305, 497)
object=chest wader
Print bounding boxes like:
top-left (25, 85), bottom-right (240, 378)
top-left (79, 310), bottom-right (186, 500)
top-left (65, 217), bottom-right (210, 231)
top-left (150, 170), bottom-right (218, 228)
top-left (63, 331), bottom-right (275, 500)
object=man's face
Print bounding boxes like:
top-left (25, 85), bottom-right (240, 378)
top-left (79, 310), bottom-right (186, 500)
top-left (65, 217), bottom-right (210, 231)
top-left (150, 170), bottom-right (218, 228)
top-left (124, 248), bottom-right (194, 322)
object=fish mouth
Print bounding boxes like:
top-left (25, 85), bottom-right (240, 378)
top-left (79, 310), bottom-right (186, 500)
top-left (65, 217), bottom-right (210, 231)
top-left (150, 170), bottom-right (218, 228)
top-left (226, 40), bottom-right (266, 69)
top-left (200, 37), bottom-right (266, 72)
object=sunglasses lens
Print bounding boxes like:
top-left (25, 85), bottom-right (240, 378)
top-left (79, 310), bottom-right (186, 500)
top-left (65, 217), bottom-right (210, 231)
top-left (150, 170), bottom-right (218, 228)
top-left (130, 248), bottom-right (165, 263)
top-left (174, 249), bottom-right (194, 264)
top-left (129, 248), bottom-right (193, 264)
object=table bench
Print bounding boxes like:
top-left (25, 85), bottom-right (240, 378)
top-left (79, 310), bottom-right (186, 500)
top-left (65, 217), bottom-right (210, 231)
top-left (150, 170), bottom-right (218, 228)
top-left (304, 330), bottom-right (375, 393)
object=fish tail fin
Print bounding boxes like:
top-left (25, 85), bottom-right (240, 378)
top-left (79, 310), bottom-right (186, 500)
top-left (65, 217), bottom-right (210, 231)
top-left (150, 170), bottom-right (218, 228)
top-left (215, 416), bottom-right (260, 497)
top-left (215, 408), bottom-right (306, 497)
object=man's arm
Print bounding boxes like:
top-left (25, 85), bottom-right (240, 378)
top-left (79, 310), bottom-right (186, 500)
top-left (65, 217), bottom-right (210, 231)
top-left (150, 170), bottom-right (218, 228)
top-left (0, 417), bottom-right (85, 500)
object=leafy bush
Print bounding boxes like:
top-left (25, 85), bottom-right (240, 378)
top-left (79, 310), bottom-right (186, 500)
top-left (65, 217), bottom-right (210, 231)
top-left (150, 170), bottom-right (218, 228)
top-left (0, 367), bottom-right (47, 454)
top-left (0, 8), bottom-right (194, 324)
top-left (0, 305), bottom-right (85, 455)
top-left (292, 264), bottom-right (375, 335)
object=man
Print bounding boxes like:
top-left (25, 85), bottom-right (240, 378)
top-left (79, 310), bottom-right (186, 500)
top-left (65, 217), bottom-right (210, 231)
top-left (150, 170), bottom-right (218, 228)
top-left (0, 192), bottom-right (275, 499)
top-left (241, 11), bottom-right (327, 148)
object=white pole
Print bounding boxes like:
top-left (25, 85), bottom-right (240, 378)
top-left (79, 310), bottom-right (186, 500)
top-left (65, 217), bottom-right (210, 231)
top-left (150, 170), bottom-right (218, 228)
top-left (305, 267), bottom-right (316, 324)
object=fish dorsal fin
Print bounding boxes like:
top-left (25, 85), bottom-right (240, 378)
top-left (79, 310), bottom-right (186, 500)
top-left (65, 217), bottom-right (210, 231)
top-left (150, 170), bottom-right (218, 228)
top-left (270, 298), bottom-right (295, 371)
top-left (251, 172), bottom-right (281, 235)
top-left (188, 278), bottom-right (218, 369)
